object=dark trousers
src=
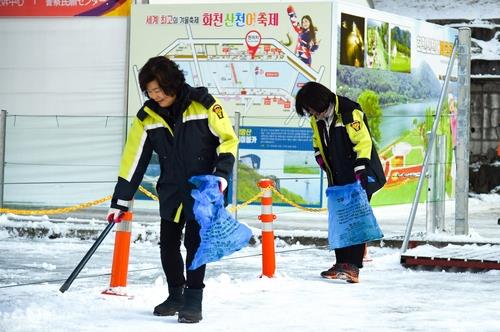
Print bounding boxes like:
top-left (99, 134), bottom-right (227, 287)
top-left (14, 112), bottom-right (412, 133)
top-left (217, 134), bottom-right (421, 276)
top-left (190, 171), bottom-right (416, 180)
top-left (160, 218), bottom-right (205, 289)
top-left (334, 243), bottom-right (366, 268)
top-left (333, 193), bottom-right (372, 268)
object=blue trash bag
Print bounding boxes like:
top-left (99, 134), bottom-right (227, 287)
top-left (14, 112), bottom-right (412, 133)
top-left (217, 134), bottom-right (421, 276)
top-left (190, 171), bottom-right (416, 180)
top-left (188, 175), bottom-right (253, 270)
top-left (326, 182), bottom-right (383, 250)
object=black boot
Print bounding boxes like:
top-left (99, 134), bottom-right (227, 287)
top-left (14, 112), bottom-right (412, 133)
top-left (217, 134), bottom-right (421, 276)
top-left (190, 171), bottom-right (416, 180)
top-left (153, 286), bottom-right (184, 316)
top-left (178, 288), bottom-right (203, 323)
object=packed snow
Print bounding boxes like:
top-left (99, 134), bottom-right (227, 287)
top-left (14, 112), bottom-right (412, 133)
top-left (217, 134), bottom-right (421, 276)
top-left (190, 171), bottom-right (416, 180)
top-left (1, 193), bottom-right (500, 332)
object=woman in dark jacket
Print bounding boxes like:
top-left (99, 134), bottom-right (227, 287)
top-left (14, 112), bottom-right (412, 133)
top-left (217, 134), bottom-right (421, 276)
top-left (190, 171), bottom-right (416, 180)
top-left (295, 81), bottom-right (385, 283)
top-left (107, 56), bottom-right (238, 322)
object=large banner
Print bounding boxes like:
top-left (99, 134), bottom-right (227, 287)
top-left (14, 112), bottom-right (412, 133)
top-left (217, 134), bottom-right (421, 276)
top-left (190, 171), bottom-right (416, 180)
top-left (129, 2), bottom-right (333, 207)
top-left (334, 3), bottom-right (457, 205)
top-left (0, 0), bottom-right (131, 16)
top-left (128, 2), bottom-right (457, 207)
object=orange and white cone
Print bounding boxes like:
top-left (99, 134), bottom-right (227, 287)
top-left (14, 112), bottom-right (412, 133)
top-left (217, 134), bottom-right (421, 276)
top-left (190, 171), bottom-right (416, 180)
top-left (102, 211), bottom-right (133, 296)
top-left (258, 179), bottom-right (276, 278)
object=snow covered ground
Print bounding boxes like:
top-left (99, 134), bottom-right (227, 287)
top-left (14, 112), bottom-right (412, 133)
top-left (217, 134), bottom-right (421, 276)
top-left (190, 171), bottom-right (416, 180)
top-left (1, 194), bottom-right (500, 332)
top-left (1, 235), bottom-right (500, 332)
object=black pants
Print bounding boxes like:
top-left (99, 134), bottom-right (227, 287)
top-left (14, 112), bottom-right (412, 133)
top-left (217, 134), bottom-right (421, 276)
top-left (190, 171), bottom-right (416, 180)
top-left (333, 193), bottom-right (372, 268)
top-left (160, 217), bottom-right (205, 289)
top-left (334, 243), bottom-right (366, 268)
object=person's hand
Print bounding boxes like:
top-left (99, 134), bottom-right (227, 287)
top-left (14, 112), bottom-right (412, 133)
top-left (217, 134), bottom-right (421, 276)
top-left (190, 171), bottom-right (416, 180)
top-left (217, 177), bottom-right (228, 192)
top-left (315, 154), bottom-right (326, 170)
top-left (355, 166), bottom-right (368, 190)
top-left (107, 208), bottom-right (125, 223)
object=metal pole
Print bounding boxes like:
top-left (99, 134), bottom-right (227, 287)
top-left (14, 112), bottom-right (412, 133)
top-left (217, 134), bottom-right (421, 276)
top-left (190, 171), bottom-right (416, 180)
top-left (426, 132), bottom-right (437, 234)
top-left (435, 135), bottom-right (447, 231)
top-left (455, 28), bottom-right (471, 235)
top-left (425, 135), bottom-right (446, 234)
top-left (123, 4), bottom-right (133, 145)
top-left (401, 38), bottom-right (458, 253)
top-left (232, 112), bottom-right (241, 220)
top-left (59, 222), bottom-right (115, 293)
top-left (0, 110), bottom-right (7, 208)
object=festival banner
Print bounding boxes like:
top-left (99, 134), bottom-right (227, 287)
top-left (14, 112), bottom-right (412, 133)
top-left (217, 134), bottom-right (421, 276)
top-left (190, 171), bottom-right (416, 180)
top-left (129, 2), bottom-right (457, 207)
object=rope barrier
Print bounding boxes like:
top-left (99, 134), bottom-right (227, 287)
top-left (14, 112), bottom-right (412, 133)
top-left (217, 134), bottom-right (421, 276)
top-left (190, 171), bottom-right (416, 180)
top-left (0, 195), bottom-right (112, 215)
top-left (138, 186), bottom-right (158, 201)
top-left (139, 185), bottom-right (265, 213)
top-left (269, 186), bottom-right (328, 213)
top-left (0, 183), bottom-right (325, 216)
top-left (228, 188), bottom-right (263, 213)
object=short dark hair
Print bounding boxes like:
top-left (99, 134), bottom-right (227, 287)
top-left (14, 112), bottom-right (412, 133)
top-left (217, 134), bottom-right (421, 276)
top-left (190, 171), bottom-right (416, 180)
top-left (138, 56), bottom-right (186, 97)
top-left (294, 81), bottom-right (335, 117)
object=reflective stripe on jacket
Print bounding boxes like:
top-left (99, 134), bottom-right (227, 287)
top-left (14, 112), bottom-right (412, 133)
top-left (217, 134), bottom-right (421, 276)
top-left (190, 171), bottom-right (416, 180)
top-left (310, 95), bottom-right (386, 195)
top-left (111, 86), bottom-right (238, 220)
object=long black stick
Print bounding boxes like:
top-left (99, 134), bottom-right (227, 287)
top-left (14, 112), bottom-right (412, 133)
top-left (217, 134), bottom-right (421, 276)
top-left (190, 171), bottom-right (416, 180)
top-left (59, 222), bottom-right (115, 293)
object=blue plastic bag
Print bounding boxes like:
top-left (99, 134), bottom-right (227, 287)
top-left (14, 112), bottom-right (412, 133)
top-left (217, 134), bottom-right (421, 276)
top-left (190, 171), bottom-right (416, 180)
top-left (188, 175), bottom-right (252, 270)
top-left (326, 182), bottom-right (383, 250)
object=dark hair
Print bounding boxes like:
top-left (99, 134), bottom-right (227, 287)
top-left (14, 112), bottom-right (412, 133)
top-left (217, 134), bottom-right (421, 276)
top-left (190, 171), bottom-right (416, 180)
top-left (301, 15), bottom-right (318, 43)
top-left (294, 81), bottom-right (335, 117)
top-left (138, 56), bottom-right (185, 97)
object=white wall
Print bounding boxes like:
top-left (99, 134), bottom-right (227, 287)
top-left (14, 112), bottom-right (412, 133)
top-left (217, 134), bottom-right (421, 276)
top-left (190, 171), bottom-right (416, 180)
top-left (0, 17), bottom-right (128, 116)
top-left (0, 17), bottom-right (129, 206)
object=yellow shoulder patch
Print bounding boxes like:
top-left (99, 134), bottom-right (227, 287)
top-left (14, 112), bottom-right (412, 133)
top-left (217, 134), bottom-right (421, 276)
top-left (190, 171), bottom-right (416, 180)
top-left (212, 104), bottom-right (224, 119)
top-left (350, 120), bottom-right (361, 131)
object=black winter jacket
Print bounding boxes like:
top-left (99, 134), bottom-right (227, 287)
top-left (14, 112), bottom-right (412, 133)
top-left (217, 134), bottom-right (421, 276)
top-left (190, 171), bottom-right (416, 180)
top-left (111, 84), bottom-right (238, 220)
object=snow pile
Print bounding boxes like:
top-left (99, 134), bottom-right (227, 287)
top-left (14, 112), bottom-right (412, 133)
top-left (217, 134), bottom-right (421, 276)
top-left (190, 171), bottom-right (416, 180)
top-left (471, 30), bottom-right (500, 61)
top-left (373, 0), bottom-right (500, 20)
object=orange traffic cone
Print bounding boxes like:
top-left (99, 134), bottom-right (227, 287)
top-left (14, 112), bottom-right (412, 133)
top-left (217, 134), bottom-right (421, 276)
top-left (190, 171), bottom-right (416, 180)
top-left (102, 211), bottom-right (133, 296)
top-left (258, 179), bottom-right (276, 278)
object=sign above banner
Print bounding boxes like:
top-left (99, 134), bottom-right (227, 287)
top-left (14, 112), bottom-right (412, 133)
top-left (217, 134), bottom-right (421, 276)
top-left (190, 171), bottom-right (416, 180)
top-left (0, 0), bottom-right (131, 16)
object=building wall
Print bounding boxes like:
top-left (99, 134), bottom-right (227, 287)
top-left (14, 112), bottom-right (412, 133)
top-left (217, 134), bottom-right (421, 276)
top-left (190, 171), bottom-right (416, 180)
top-left (428, 18), bottom-right (500, 158)
top-left (471, 80), bottom-right (500, 155)
top-left (0, 17), bottom-right (128, 116)
top-left (0, 17), bottom-right (128, 205)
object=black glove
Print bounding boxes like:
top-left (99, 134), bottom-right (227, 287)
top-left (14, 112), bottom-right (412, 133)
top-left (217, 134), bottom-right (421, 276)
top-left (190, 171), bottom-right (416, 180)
top-left (355, 167), bottom-right (368, 190)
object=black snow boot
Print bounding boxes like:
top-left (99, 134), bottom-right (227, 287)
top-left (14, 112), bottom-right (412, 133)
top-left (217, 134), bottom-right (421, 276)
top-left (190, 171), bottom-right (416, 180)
top-left (153, 286), bottom-right (184, 316)
top-left (178, 288), bottom-right (203, 323)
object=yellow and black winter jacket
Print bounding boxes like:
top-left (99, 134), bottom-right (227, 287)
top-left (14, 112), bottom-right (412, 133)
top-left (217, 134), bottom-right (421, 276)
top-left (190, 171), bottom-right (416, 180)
top-left (111, 84), bottom-right (238, 220)
top-left (311, 95), bottom-right (386, 196)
